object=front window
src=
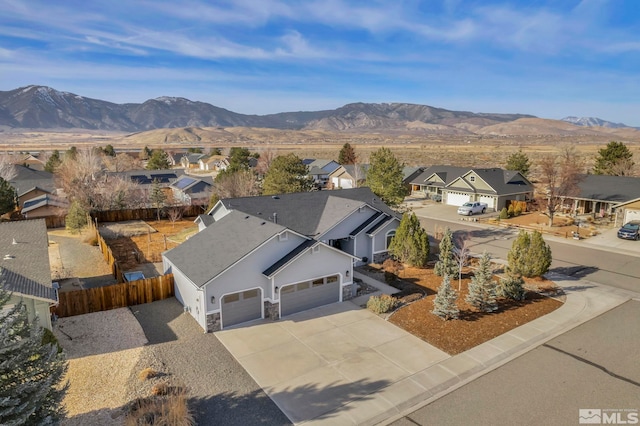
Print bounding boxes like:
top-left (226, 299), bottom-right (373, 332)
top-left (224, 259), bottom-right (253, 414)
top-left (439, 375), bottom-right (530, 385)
top-left (386, 230), bottom-right (396, 248)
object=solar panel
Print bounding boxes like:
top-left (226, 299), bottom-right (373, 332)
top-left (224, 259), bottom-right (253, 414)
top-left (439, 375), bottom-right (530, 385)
top-left (174, 177), bottom-right (197, 190)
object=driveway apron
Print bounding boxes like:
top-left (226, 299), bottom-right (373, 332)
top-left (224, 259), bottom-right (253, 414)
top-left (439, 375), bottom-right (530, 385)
top-left (215, 301), bottom-right (450, 424)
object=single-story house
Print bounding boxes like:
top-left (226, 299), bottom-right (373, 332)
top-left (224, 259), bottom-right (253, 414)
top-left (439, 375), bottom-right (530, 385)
top-left (614, 197), bottom-right (640, 226)
top-left (328, 164), bottom-right (369, 189)
top-left (109, 169), bottom-right (184, 207)
top-left (567, 174), bottom-right (640, 223)
top-left (198, 155), bottom-right (229, 172)
top-left (0, 219), bottom-right (57, 330)
top-left (169, 175), bottom-right (214, 205)
top-left (304, 159), bottom-right (341, 188)
top-left (410, 166), bottom-right (533, 211)
top-left (163, 188), bottom-right (400, 332)
top-left (180, 153), bottom-right (207, 169)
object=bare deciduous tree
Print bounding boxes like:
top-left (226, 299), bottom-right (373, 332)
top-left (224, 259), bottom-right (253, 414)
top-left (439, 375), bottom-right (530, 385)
top-left (453, 231), bottom-right (473, 291)
top-left (255, 148), bottom-right (276, 177)
top-left (538, 145), bottom-right (584, 226)
top-left (0, 155), bottom-right (17, 181)
top-left (167, 205), bottom-right (185, 228)
top-left (214, 170), bottom-right (260, 199)
top-left (103, 153), bottom-right (142, 172)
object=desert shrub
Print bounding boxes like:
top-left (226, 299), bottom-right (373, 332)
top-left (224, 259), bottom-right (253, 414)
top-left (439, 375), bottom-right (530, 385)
top-left (138, 368), bottom-right (159, 381)
top-left (586, 216), bottom-right (594, 223)
top-left (382, 258), bottom-right (401, 274)
top-left (507, 204), bottom-right (515, 217)
top-left (366, 294), bottom-right (399, 314)
top-left (151, 383), bottom-right (185, 396)
top-left (125, 392), bottom-right (194, 426)
top-left (513, 204), bottom-right (523, 217)
top-left (499, 207), bottom-right (509, 219)
top-left (498, 274), bottom-right (526, 301)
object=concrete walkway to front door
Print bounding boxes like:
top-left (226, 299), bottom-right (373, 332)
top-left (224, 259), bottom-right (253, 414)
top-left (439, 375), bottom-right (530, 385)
top-left (215, 301), bottom-right (450, 424)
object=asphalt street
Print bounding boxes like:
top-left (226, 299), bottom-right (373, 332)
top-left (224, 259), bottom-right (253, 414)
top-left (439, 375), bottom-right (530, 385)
top-left (389, 300), bottom-right (640, 426)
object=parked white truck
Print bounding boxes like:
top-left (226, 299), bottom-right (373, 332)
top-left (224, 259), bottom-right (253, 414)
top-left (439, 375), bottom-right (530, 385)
top-left (457, 201), bottom-right (488, 216)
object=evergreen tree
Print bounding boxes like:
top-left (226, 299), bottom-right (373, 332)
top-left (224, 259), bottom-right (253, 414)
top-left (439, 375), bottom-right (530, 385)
top-left (338, 143), bottom-right (357, 165)
top-left (365, 147), bottom-right (407, 207)
top-left (102, 144), bottom-right (116, 157)
top-left (504, 149), bottom-right (531, 177)
top-left (44, 150), bottom-right (62, 173)
top-left (65, 200), bottom-right (88, 234)
top-left (388, 212), bottom-right (430, 267)
top-left (146, 149), bottom-right (171, 170)
top-left (434, 228), bottom-right (457, 277)
top-left (498, 274), bottom-right (526, 301)
top-left (506, 230), bottom-right (552, 278)
top-left (139, 146), bottom-right (152, 160)
top-left (226, 147), bottom-right (252, 173)
top-left (593, 141), bottom-right (635, 176)
top-left (262, 154), bottom-right (313, 195)
top-left (0, 177), bottom-right (17, 216)
top-left (465, 251), bottom-right (498, 312)
top-left (0, 289), bottom-right (68, 425)
top-left (149, 179), bottom-right (167, 221)
top-left (431, 274), bottom-right (459, 320)
top-left (65, 146), bottom-right (78, 161)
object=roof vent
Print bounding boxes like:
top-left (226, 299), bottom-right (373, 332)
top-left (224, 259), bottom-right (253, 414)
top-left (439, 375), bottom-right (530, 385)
top-left (4, 254), bottom-right (15, 260)
top-left (12, 238), bottom-right (17, 245)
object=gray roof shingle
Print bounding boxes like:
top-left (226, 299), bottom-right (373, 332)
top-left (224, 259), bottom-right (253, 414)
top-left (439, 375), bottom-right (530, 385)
top-left (163, 210), bottom-right (286, 287)
top-left (0, 219), bottom-right (56, 302)
top-left (576, 174), bottom-right (640, 202)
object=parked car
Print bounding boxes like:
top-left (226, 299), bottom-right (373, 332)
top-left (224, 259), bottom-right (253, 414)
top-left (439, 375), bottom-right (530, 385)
top-left (617, 221), bottom-right (640, 240)
top-left (457, 201), bottom-right (487, 216)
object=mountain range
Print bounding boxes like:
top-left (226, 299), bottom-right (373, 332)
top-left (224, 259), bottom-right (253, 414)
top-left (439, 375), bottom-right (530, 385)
top-left (0, 85), bottom-right (637, 135)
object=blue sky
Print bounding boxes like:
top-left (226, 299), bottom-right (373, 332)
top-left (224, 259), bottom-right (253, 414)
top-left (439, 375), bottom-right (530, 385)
top-left (1, 0), bottom-right (639, 125)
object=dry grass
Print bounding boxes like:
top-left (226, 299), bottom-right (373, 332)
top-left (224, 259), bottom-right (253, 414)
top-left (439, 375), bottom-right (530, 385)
top-left (138, 368), bottom-right (159, 381)
top-left (125, 390), bottom-right (194, 426)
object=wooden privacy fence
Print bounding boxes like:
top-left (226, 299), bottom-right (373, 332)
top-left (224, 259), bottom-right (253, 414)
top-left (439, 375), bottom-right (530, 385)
top-left (91, 205), bottom-right (203, 223)
top-left (53, 274), bottom-right (174, 318)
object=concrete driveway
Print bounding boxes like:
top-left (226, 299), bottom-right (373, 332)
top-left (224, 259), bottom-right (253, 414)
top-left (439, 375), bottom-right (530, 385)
top-left (215, 301), bottom-right (450, 424)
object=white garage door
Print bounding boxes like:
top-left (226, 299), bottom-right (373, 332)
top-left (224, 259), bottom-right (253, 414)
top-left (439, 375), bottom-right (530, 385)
top-left (221, 289), bottom-right (262, 328)
top-left (280, 275), bottom-right (340, 317)
top-left (479, 195), bottom-right (495, 210)
top-left (624, 209), bottom-right (640, 223)
top-left (446, 192), bottom-right (471, 206)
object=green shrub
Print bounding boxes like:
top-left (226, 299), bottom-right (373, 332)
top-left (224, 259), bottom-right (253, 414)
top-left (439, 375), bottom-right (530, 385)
top-left (499, 207), bottom-right (509, 219)
top-left (366, 294), bottom-right (399, 314)
top-left (498, 274), bottom-right (526, 301)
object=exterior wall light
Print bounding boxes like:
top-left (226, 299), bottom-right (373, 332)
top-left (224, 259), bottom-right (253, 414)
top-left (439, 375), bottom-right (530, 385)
top-left (210, 296), bottom-right (215, 304)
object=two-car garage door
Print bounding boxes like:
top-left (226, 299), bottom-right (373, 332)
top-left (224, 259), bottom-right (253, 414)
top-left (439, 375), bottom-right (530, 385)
top-left (280, 275), bottom-right (340, 317)
top-left (446, 192), bottom-right (471, 206)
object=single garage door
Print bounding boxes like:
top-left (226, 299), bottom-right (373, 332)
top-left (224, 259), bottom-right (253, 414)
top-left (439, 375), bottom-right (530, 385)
top-left (479, 195), bottom-right (495, 210)
top-left (221, 288), bottom-right (262, 328)
top-left (625, 209), bottom-right (640, 223)
top-left (280, 275), bottom-right (340, 317)
top-left (446, 192), bottom-right (471, 206)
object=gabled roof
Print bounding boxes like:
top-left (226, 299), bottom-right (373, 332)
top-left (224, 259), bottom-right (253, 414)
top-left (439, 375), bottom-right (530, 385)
top-left (306, 159), bottom-right (340, 174)
top-left (576, 174), bottom-right (640, 202)
top-left (403, 167), bottom-right (424, 183)
top-left (21, 194), bottom-right (68, 213)
top-left (409, 166), bottom-right (469, 186)
top-left (0, 219), bottom-right (56, 302)
top-left (464, 168), bottom-right (533, 195)
top-left (262, 239), bottom-right (316, 277)
top-left (170, 175), bottom-right (213, 193)
top-left (349, 211), bottom-right (383, 236)
top-left (182, 153), bottom-right (207, 164)
top-left (365, 214), bottom-right (396, 235)
top-left (163, 210), bottom-right (286, 287)
top-left (217, 187), bottom-right (397, 237)
top-left (9, 165), bottom-right (55, 196)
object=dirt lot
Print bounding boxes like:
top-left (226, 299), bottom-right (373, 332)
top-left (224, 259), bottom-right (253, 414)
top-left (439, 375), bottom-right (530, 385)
top-left (495, 211), bottom-right (608, 239)
top-left (361, 264), bottom-right (563, 355)
top-left (99, 219), bottom-right (198, 270)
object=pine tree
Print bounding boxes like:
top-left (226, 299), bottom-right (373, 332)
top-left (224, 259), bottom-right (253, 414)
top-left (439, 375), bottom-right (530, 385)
top-left (0, 177), bottom-right (16, 216)
top-left (149, 179), bottom-right (167, 221)
top-left (338, 143), bottom-right (357, 165)
top-left (262, 154), bottom-right (313, 195)
top-left (44, 150), bottom-right (62, 173)
top-left (507, 230), bottom-right (552, 278)
top-left (365, 147), bottom-right (407, 207)
top-left (0, 290), bottom-right (69, 425)
top-left (504, 149), bottom-right (531, 177)
top-left (388, 212), bottom-right (430, 267)
top-left (593, 141), bottom-right (635, 176)
top-left (65, 200), bottom-right (88, 234)
top-left (432, 274), bottom-right (459, 320)
top-left (146, 149), bottom-right (171, 170)
top-left (498, 274), bottom-right (526, 301)
top-left (465, 251), bottom-right (498, 312)
top-left (434, 228), bottom-right (457, 277)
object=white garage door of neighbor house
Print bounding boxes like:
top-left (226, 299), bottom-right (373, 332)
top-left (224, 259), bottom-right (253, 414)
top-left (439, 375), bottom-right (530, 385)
top-left (280, 275), bottom-right (340, 317)
top-left (624, 209), bottom-right (640, 223)
top-left (221, 289), bottom-right (262, 329)
top-left (479, 195), bottom-right (495, 210)
top-left (446, 192), bottom-right (471, 206)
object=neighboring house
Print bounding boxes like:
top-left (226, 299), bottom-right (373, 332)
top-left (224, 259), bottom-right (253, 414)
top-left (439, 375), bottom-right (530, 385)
top-left (403, 166), bottom-right (424, 191)
top-left (568, 174), bottom-right (640, 222)
top-left (164, 187), bottom-right (400, 332)
top-left (180, 153), bottom-right (207, 169)
top-left (198, 155), bottom-right (229, 172)
top-left (169, 175), bottom-right (214, 205)
top-left (11, 153), bottom-right (46, 171)
top-left (21, 194), bottom-right (68, 219)
top-left (614, 197), bottom-right (640, 226)
top-left (0, 219), bottom-right (57, 330)
top-left (328, 164), bottom-right (369, 189)
top-left (109, 169), bottom-right (184, 206)
top-left (410, 166), bottom-right (533, 211)
top-left (304, 159), bottom-right (341, 188)
top-left (8, 165), bottom-right (56, 209)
